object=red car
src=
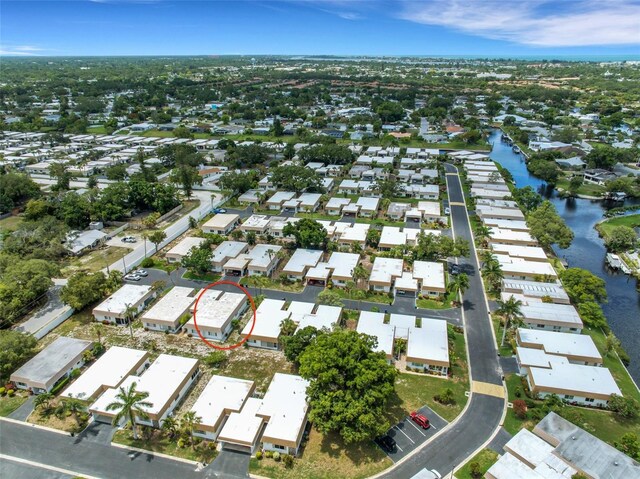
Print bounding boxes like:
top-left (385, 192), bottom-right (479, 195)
top-left (410, 412), bottom-right (430, 429)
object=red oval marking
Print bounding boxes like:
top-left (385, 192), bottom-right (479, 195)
top-left (191, 280), bottom-right (257, 350)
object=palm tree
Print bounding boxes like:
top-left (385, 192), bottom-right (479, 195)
top-left (482, 259), bottom-right (504, 293)
top-left (123, 303), bottom-right (137, 339)
top-left (63, 398), bottom-right (87, 424)
top-left (180, 411), bottom-right (202, 449)
top-left (352, 264), bottom-right (369, 288)
top-left (279, 318), bottom-right (297, 337)
top-left (92, 323), bottom-right (104, 347)
top-left (479, 249), bottom-right (496, 266)
top-left (161, 416), bottom-right (179, 439)
top-left (474, 225), bottom-right (493, 248)
top-left (106, 382), bottom-right (153, 440)
top-left (34, 392), bottom-right (54, 413)
top-left (496, 295), bottom-right (524, 347)
top-left (447, 273), bottom-right (470, 302)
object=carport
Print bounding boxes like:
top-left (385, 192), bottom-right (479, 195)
top-left (394, 273), bottom-right (419, 298)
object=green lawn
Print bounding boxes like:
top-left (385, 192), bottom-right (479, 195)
top-left (181, 271), bottom-right (222, 283)
top-left (0, 215), bottom-right (24, 232)
top-left (556, 178), bottom-right (605, 198)
top-left (455, 448), bottom-right (499, 479)
top-left (112, 429), bottom-right (217, 463)
top-left (328, 287), bottom-right (393, 305)
top-left (87, 125), bottom-right (108, 134)
top-left (296, 212), bottom-right (342, 221)
top-left (240, 275), bottom-right (304, 292)
top-left (61, 246), bottom-right (130, 276)
top-left (502, 373), bottom-right (639, 447)
top-left (249, 429), bottom-right (391, 479)
top-left (416, 291), bottom-right (457, 310)
top-left (354, 218), bottom-right (407, 228)
top-left (491, 315), bottom-right (515, 357)
top-left (596, 214), bottom-right (640, 239)
top-left (0, 394), bottom-right (27, 417)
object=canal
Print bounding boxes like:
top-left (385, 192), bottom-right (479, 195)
top-left (486, 129), bottom-right (640, 382)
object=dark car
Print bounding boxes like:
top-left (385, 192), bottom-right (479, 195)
top-left (376, 434), bottom-right (396, 453)
top-left (410, 411), bottom-right (430, 429)
top-left (450, 264), bottom-right (461, 275)
top-left (212, 208), bottom-right (227, 214)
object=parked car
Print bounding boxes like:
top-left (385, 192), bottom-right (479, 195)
top-left (410, 411), bottom-right (430, 429)
top-left (212, 208), bottom-right (227, 214)
top-left (121, 236), bottom-right (137, 243)
top-left (450, 264), bottom-right (461, 275)
top-left (124, 274), bottom-right (141, 281)
top-left (444, 207), bottom-right (451, 215)
top-left (376, 434), bottom-right (396, 453)
top-left (136, 269), bottom-right (148, 277)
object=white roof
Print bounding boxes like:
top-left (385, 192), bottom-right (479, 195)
top-left (521, 302), bottom-right (583, 327)
top-left (295, 304), bottom-right (341, 332)
top-left (212, 241), bottom-right (248, 264)
top-left (388, 314), bottom-right (416, 339)
top-left (298, 192), bottom-right (321, 207)
top-left (407, 319), bottom-right (449, 365)
top-left (283, 249), bottom-right (323, 274)
top-left (241, 299), bottom-right (288, 340)
top-left (517, 347), bottom-right (569, 369)
top-left (203, 213), bottom-right (240, 229)
top-left (307, 251), bottom-right (359, 281)
top-left (413, 261), bottom-right (445, 290)
top-left (502, 279), bottom-right (569, 303)
top-left (492, 244), bottom-right (548, 261)
top-left (417, 201), bottom-right (441, 216)
top-left (356, 196), bottom-right (379, 211)
top-left (187, 290), bottom-right (246, 331)
top-left (239, 244), bottom-right (282, 270)
top-left (63, 347), bottom-right (148, 401)
top-left (240, 215), bottom-right (271, 231)
top-left (326, 197), bottom-right (351, 209)
top-left (335, 222), bottom-right (370, 243)
top-left (395, 272), bottom-right (419, 291)
top-left (166, 237), bottom-right (205, 257)
top-left (487, 452), bottom-right (547, 479)
top-left (356, 311), bottom-right (395, 357)
top-left (258, 373), bottom-right (310, 445)
top-left (267, 191), bottom-right (295, 205)
top-left (490, 228), bottom-right (535, 243)
top-left (370, 257), bottom-right (403, 284)
top-left (90, 354), bottom-right (199, 417)
top-left (530, 362), bottom-right (621, 398)
top-left (218, 397), bottom-right (264, 446)
top-left (496, 255), bottom-right (557, 277)
top-left (516, 329), bottom-right (601, 361)
top-left (94, 284), bottom-right (152, 315)
top-left (142, 287), bottom-right (196, 324)
top-left (191, 375), bottom-right (254, 430)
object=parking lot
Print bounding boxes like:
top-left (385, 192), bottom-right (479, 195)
top-left (376, 405), bottom-right (448, 462)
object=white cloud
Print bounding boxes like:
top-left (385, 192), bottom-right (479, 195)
top-left (398, 0), bottom-right (640, 46)
top-left (0, 45), bottom-right (44, 56)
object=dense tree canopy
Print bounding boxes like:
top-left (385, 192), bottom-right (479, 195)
top-left (526, 201), bottom-right (573, 249)
top-left (298, 144), bottom-right (355, 165)
top-left (298, 329), bottom-right (397, 444)
top-left (559, 268), bottom-right (608, 304)
top-left (413, 233), bottom-right (469, 262)
top-left (269, 165), bottom-right (324, 193)
top-left (604, 226), bottom-right (637, 253)
top-left (0, 330), bottom-right (38, 382)
top-left (283, 219), bottom-right (328, 249)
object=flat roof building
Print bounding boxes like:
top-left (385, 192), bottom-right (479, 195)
top-left (165, 237), bottom-right (206, 263)
top-left (413, 261), bottom-right (446, 296)
top-left (93, 284), bottom-right (156, 325)
top-left (11, 336), bottom-right (93, 394)
top-left (202, 213), bottom-right (241, 235)
top-left (406, 318), bottom-right (450, 376)
top-left (356, 311), bottom-right (395, 361)
top-left (501, 279), bottom-right (570, 304)
top-left (282, 249), bottom-right (323, 279)
top-left (369, 257), bottom-right (404, 293)
top-left (90, 354), bottom-right (199, 428)
top-left (516, 328), bottom-right (601, 366)
top-left (212, 241), bottom-right (248, 271)
top-left (520, 302), bottom-right (583, 333)
top-left (63, 347), bottom-right (150, 401)
top-left (305, 252), bottom-right (359, 287)
top-left (185, 289), bottom-right (248, 341)
top-left (141, 286), bottom-right (197, 332)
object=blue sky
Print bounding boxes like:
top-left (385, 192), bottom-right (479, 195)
top-left (1, 0), bottom-right (639, 57)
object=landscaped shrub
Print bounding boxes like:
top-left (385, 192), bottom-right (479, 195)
top-left (265, 451), bottom-right (273, 459)
top-left (140, 257), bottom-right (154, 268)
top-left (434, 387), bottom-right (456, 405)
top-left (273, 451), bottom-right (281, 462)
top-left (255, 451), bottom-right (263, 460)
top-left (7, 389), bottom-right (15, 397)
top-left (524, 398), bottom-right (536, 408)
top-left (469, 461), bottom-right (482, 478)
top-left (177, 438), bottom-right (186, 448)
top-left (70, 368), bottom-right (82, 379)
top-left (0, 387), bottom-right (6, 396)
top-left (513, 399), bottom-right (528, 419)
top-left (282, 454), bottom-right (294, 468)
top-left (514, 386), bottom-right (522, 398)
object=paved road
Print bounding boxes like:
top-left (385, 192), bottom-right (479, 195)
top-left (376, 164), bottom-right (506, 478)
top-left (130, 269), bottom-right (463, 324)
top-left (111, 190), bottom-right (224, 274)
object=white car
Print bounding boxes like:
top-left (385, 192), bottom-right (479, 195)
top-left (121, 236), bottom-right (137, 243)
top-left (444, 207), bottom-right (451, 215)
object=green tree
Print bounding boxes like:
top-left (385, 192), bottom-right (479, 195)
top-left (282, 326), bottom-right (323, 366)
top-left (106, 383), bottom-right (153, 440)
top-left (608, 394), bottom-right (639, 419)
top-left (0, 172), bottom-right (41, 210)
top-left (496, 295), bottom-right (524, 347)
top-left (604, 226), bottom-right (637, 252)
top-left (615, 432), bottom-right (640, 460)
top-left (298, 144), bottom-right (355, 165)
top-left (366, 228), bottom-right (381, 248)
top-left (527, 201), bottom-right (574, 249)
top-left (219, 171), bottom-right (259, 195)
top-left (34, 392), bottom-right (54, 412)
top-left (270, 165), bottom-right (324, 193)
top-left (181, 245), bottom-right (212, 275)
top-left (559, 268), bottom-right (607, 304)
top-left (528, 160), bottom-right (559, 185)
top-left (161, 416), bottom-right (179, 439)
top-left (283, 219), bottom-right (328, 249)
top-left (180, 410), bottom-right (202, 449)
top-left (375, 101), bottom-right (405, 122)
top-left (577, 301), bottom-right (608, 329)
top-left (317, 289), bottom-right (344, 307)
top-left (148, 230), bottom-right (167, 253)
top-left (511, 186), bottom-right (543, 213)
top-left (279, 318), bottom-right (297, 337)
top-left (298, 330), bottom-right (398, 444)
top-left (374, 177), bottom-right (403, 199)
top-left (604, 332), bottom-right (621, 357)
top-left (568, 176), bottom-right (583, 196)
top-left (413, 233), bottom-right (469, 262)
top-left (60, 271), bottom-right (109, 310)
top-left (447, 273), bottom-right (469, 298)
top-left (170, 165), bottom-right (201, 198)
top-left (49, 162), bottom-right (71, 191)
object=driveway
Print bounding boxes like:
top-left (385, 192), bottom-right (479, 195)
top-left (206, 449), bottom-right (250, 478)
top-left (376, 406), bottom-right (448, 462)
top-left (8, 396), bottom-right (34, 421)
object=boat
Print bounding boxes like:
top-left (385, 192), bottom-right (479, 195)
top-left (512, 145), bottom-right (521, 153)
